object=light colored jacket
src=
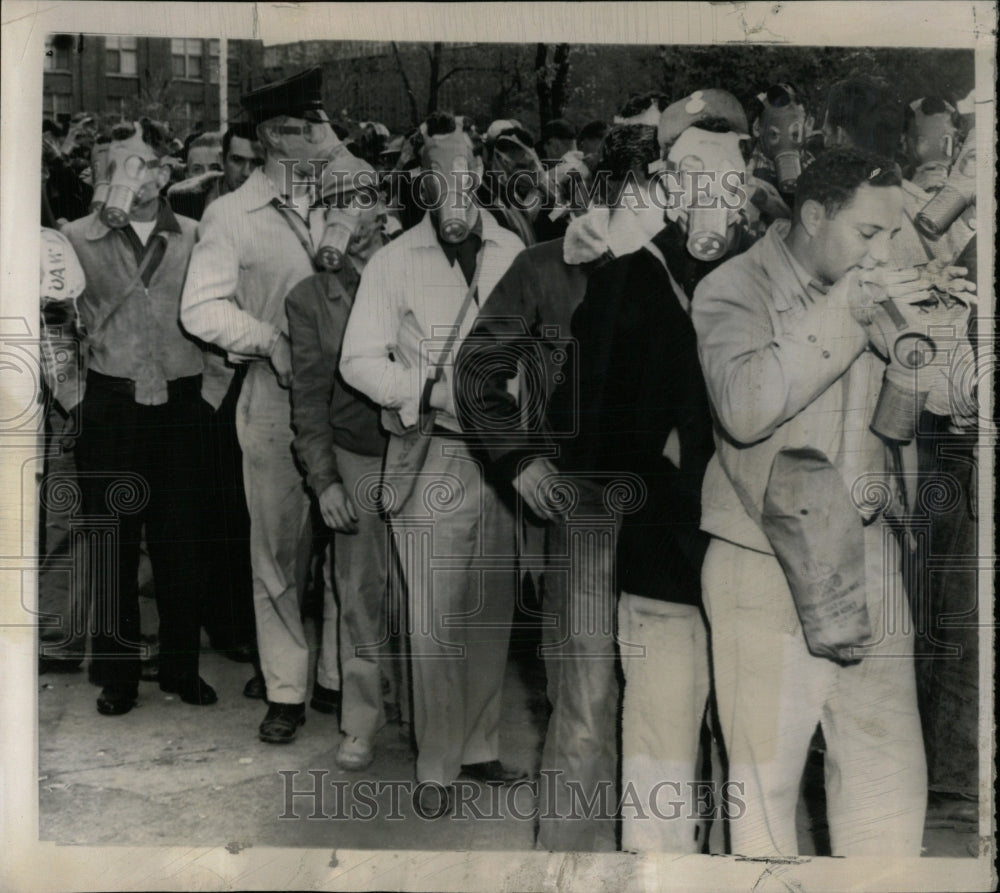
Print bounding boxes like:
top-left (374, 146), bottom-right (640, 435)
top-left (692, 220), bottom-right (899, 554)
top-left (180, 167), bottom-right (324, 411)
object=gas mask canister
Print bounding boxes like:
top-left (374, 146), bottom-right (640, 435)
top-left (755, 84), bottom-right (809, 193)
top-left (419, 120), bottom-right (480, 244)
top-left (664, 127), bottom-right (749, 261)
top-left (915, 128), bottom-right (975, 238)
top-left (89, 142), bottom-right (111, 213)
top-left (101, 125), bottom-right (160, 229)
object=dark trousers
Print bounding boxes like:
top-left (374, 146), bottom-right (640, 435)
top-left (199, 368), bottom-right (255, 651)
top-left (75, 372), bottom-right (206, 692)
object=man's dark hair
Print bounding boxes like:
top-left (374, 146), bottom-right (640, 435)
top-left (577, 120), bottom-right (609, 143)
top-left (825, 76), bottom-right (903, 159)
top-left (331, 121), bottom-right (350, 141)
top-left (594, 124), bottom-right (660, 199)
top-left (109, 117), bottom-right (171, 158)
top-left (793, 146), bottom-right (901, 222)
top-left (542, 118), bottom-right (575, 142)
top-left (903, 96), bottom-right (963, 134)
top-left (617, 91), bottom-right (669, 119)
top-left (410, 111), bottom-right (475, 155)
top-left (222, 122), bottom-right (257, 160)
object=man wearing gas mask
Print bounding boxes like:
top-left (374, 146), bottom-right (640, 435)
top-left (692, 148), bottom-right (948, 857)
top-left (62, 118), bottom-right (213, 716)
top-left (479, 119), bottom-right (582, 247)
top-left (340, 112), bottom-right (526, 813)
top-left (182, 68), bottom-right (355, 744)
top-left (286, 160), bottom-right (397, 773)
top-left (453, 109), bottom-right (739, 851)
top-left (749, 82), bottom-right (814, 217)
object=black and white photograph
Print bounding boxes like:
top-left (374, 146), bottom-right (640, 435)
top-left (1, 2), bottom-right (995, 891)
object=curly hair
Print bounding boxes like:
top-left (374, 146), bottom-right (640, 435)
top-left (793, 146), bottom-right (901, 221)
top-left (825, 76), bottom-right (903, 159)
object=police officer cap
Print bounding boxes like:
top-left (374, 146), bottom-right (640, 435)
top-left (240, 67), bottom-right (328, 128)
top-left (658, 89), bottom-right (749, 147)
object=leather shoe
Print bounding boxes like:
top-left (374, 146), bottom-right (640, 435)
top-left (160, 676), bottom-right (218, 706)
top-left (309, 682), bottom-right (340, 715)
top-left (96, 686), bottom-right (137, 716)
top-left (459, 760), bottom-right (528, 786)
top-left (413, 781), bottom-right (453, 818)
top-left (259, 702), bottom-right (305, 744)
top-left (243, 672), bottom-right (267, 700)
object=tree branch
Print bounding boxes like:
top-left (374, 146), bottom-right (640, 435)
top-left (390, 41), bottom-right (420, 127)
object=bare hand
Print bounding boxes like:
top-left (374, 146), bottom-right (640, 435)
top-left (513, 457), bottom-right (562, 522)
top-left (270, 333), bottom-right (293, 389)
top-left (318, 482), bottom-right (359, 533)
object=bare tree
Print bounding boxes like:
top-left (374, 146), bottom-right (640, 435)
top-left (535, 43), bottom-right (572, 129)
top-left (390, 41), bottom-right (421, 127)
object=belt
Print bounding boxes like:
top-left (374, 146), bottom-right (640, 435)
top-left (87, 369), bottom-right (201, 400)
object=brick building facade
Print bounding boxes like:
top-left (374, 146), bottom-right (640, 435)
top-left (43, 33), bottom-right (265, 137)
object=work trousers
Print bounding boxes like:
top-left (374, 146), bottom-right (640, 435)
top-left (617, 594), bottom-right (711, 853)
top-left (388, 436), bottom-right (516, 785)
top-left (235, 373), bottom-right (311, 705)
top-left (702, 523), bottom-right (927, 857)
top-left (38, 401), bottom-right (89, 660)
top-left (199, 368), bottom-right (255, 651)
top-left (323, 447), bottom-right (390, 740)
top-left (537, 483), bottom-right (620, 853)
top-left (75, 372), bottom-right (205, 691)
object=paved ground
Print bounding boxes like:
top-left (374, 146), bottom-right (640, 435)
top-left (38, 617), bottom-right (979, 857)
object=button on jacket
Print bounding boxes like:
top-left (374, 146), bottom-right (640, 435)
top-left (339, 210), bottom-right (525, 431)
top-left (62, 202), bottom-right (203, 406)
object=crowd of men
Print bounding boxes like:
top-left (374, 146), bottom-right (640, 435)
top-left (38, 64), bottom-right (980, 855)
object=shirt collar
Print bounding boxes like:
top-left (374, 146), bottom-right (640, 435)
top-left (760, 218), bottom-right (828, 310)
top-left (243, 167), bottom-right (318, 213)
top-left (84, 198), bottom-right (181, 242)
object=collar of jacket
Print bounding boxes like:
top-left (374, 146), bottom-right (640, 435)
top-left (411, 207), bottom-right (503, 252)
top-left (756, 218), bottom-right (829, 310)
top-left (242, 166), bottom-right (319, 213)
top-left (83, 198), bottom-right (182, 242)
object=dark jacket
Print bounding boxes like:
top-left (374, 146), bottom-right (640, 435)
top-left (550, 230), bottom-right (715, 605)
top-left (455, 237), bottom-right (594, 476)
top-left (286, 265), bottom-right (387, 497)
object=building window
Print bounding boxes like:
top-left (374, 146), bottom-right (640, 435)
top-left (106, 35), bottom-right (138, 76)
top-left (45, 43), bottom-right (72, 71)
top-left (208, 39), bottom-right (220, 84)
top-left (172, 38), bottom-right (203, 80)
top-left (43, 93), bottom-right (73, 118)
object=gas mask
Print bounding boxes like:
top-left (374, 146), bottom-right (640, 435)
top-left (754, 84), bottom-right (810, 193)
top-left (316, 198), bottom-right (383, 271)
top-left (663, 127), bottom-right (749, 261)
top-left (906, 99), bottom-right (958, 170)
top-left (89, 142), bottom-right (111, 213)
top-left (101, 125), bottom-right (162, 229)
top-left (418, 120), bottom-right (481, 244)
top-left (915, 128), bottom-right (975, 238)
top-left (491, 130), bottom-right (545, 211)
